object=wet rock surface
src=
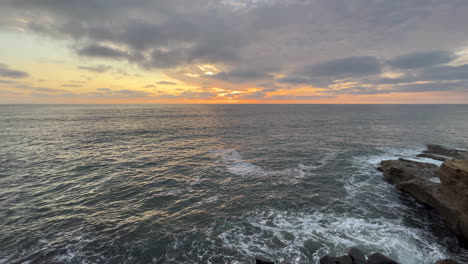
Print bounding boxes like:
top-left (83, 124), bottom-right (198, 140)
top-left (315, 248), bottom-right (459, 264)
top-left (379, 145), bottom-right (468, 248)
top-left (319, 248), bottom-right (398, 264)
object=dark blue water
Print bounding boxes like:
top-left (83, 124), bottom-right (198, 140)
top-left (1, 104), bottom-right (468, 264)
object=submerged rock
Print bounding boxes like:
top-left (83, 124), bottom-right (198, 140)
top-left (319, 255), bottom-right (353, 264)
top-left (319, 250), bottom-right (398, 264)
top-left (366, 253), bottom-right (398, 264)
top-left (255, 256), bottom-right (275, 264)
top-left (379, 145), bottom-right (468, 247)
top-left (347, 247), bottom-right (366, 264)
top-left (435, 260), bottom-right (459, 264)
top-left (319, 255), bottom-right (338, 264)
top-left (423, 145), bottom-right (468, 159)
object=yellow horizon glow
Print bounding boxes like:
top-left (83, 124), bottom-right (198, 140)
top-left (1, 30), bottom-right (468, 104)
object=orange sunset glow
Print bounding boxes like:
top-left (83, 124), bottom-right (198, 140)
top-left (1, 1), bottom-right (468, 104)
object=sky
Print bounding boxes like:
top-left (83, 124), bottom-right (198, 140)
top-left (1, 0), bottom-right (468, 104)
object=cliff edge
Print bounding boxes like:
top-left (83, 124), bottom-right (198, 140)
top-left (379, 145), bottom-right (468, 248)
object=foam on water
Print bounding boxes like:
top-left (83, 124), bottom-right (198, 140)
top-left (211, 149), bottom-right (265, 177)
top-left (211, 149), bottom-right (332, 184)
top-left (346, 146), bottom-right (443, 197)
top-left (218, 209), bottom-right (449, 264)
top-left (202, 148), bottom-right (454, 263)
top-left (358, 146), bottom-right (443, 166)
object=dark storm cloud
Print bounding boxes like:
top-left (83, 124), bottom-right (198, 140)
top-left (388, 50), bottom-right (456, 69)
top-left (0, 64), bottom-right (29, 78)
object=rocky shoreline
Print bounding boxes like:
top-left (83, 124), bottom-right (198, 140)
top-left (255, 247), bottom-right (458, 264)
top-left (255, 145), bottom-right (468, 264)
top-left (378, 145), bottom-right (468, 248)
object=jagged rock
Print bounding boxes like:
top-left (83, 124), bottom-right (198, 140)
top-left (379, 159), bottom-right (440, 205)
top-left (416, 153), bottom-right (449, 161)
top-left (379, 145), bottom-right (468, 248)
top-left (366, 253), bottom-right (398, 264)
top-left (319, 255), bottom-right (356, 264)
top-left (347, 247), bottom-right (366, 264)
top-left (434, 260), bottom-right (459, 264)
top-left (319, 256), bottom-right (337, 264)
top-left (423, 145), bottom-right (468, 159)
top-left (335, 255), bottom-right (353, 264)
top-left (255, 256), bottom-right (274, 264)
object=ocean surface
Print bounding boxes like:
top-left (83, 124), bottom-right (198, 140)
top-left (1, 104), bottom-right (468, 264)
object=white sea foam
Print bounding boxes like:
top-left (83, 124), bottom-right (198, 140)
top-left (218, 210), bottom-right (449, 264)
top-left (160, 189), bottom-right (183, 196)
top-left (210, 149), bottom-right (333, 184)
top-left (346, 146), bottom-right (442, 196)
top-left (430, 177), bottom-right (442, 184)
top-left (211, 149), bottom-right (265, 177)
top-left (356, 146), bottom-right (443, 167)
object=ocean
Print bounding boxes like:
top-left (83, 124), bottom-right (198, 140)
top-left (1, 104), bottom-right (468, 264)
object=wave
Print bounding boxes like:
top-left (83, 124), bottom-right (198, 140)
top-left (210, 149), bottom-right (334, 184)
top-left (211, 149), bottom-right (265, 177)
top-left (217, 209), bottom-right (449, 264)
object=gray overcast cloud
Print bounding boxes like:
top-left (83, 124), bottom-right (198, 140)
top-left (1, 0), bottom-right (468, 99)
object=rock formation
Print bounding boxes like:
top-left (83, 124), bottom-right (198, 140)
top-left (379, 145), bottom-right (468, 248)
top-left (318, 248), bottom-right (399, 264)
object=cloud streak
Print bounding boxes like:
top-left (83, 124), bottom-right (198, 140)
top-left (0, 64), bottom-right (29, 78)
top-left (0, 0), bottom-right (468, 101)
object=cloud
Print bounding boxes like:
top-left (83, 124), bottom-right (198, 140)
top-left (277, 56), bottom-right (381, 87)
top-left (2, 0), bottom-right (468, 98)
top-left (419, 64), bottom-right (468, 81)
top-left (394, 81), bottom-right (467, 93)
top-left (143, 84), bottom-right (156, 88)
top-left (78, 65), bottom-right (112, 73)
top-left (77, 44), bottom-right (128, 59)
top-left (240, 91), bottom-right (266, 99)
top-left (62, 84), bottom-right (82, 87)
top-left (116, 89), bottom-right (151, 97)
top-left (89, 88), bottom-right (152, 98)
top-left (0, 79), bottom-right (21, 84)
top-left (388, 50), bottom-right (456, 69)
top-left (301, 56), bottom-right (381, 77)
top-left (156, 91), bottom-right (215, 99)
top-left (276, 76), bottom-right (311, 85)
top-left (269, 94), bottom-right (336, 100)
top-left (12, 84), bottom-right (65, 93)
top-left (211, 68), bottom-right (271, 83)
top-left (156, 81), bottom-right (177, 85)
top-left (0, 64), bottom-right (29, 78)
